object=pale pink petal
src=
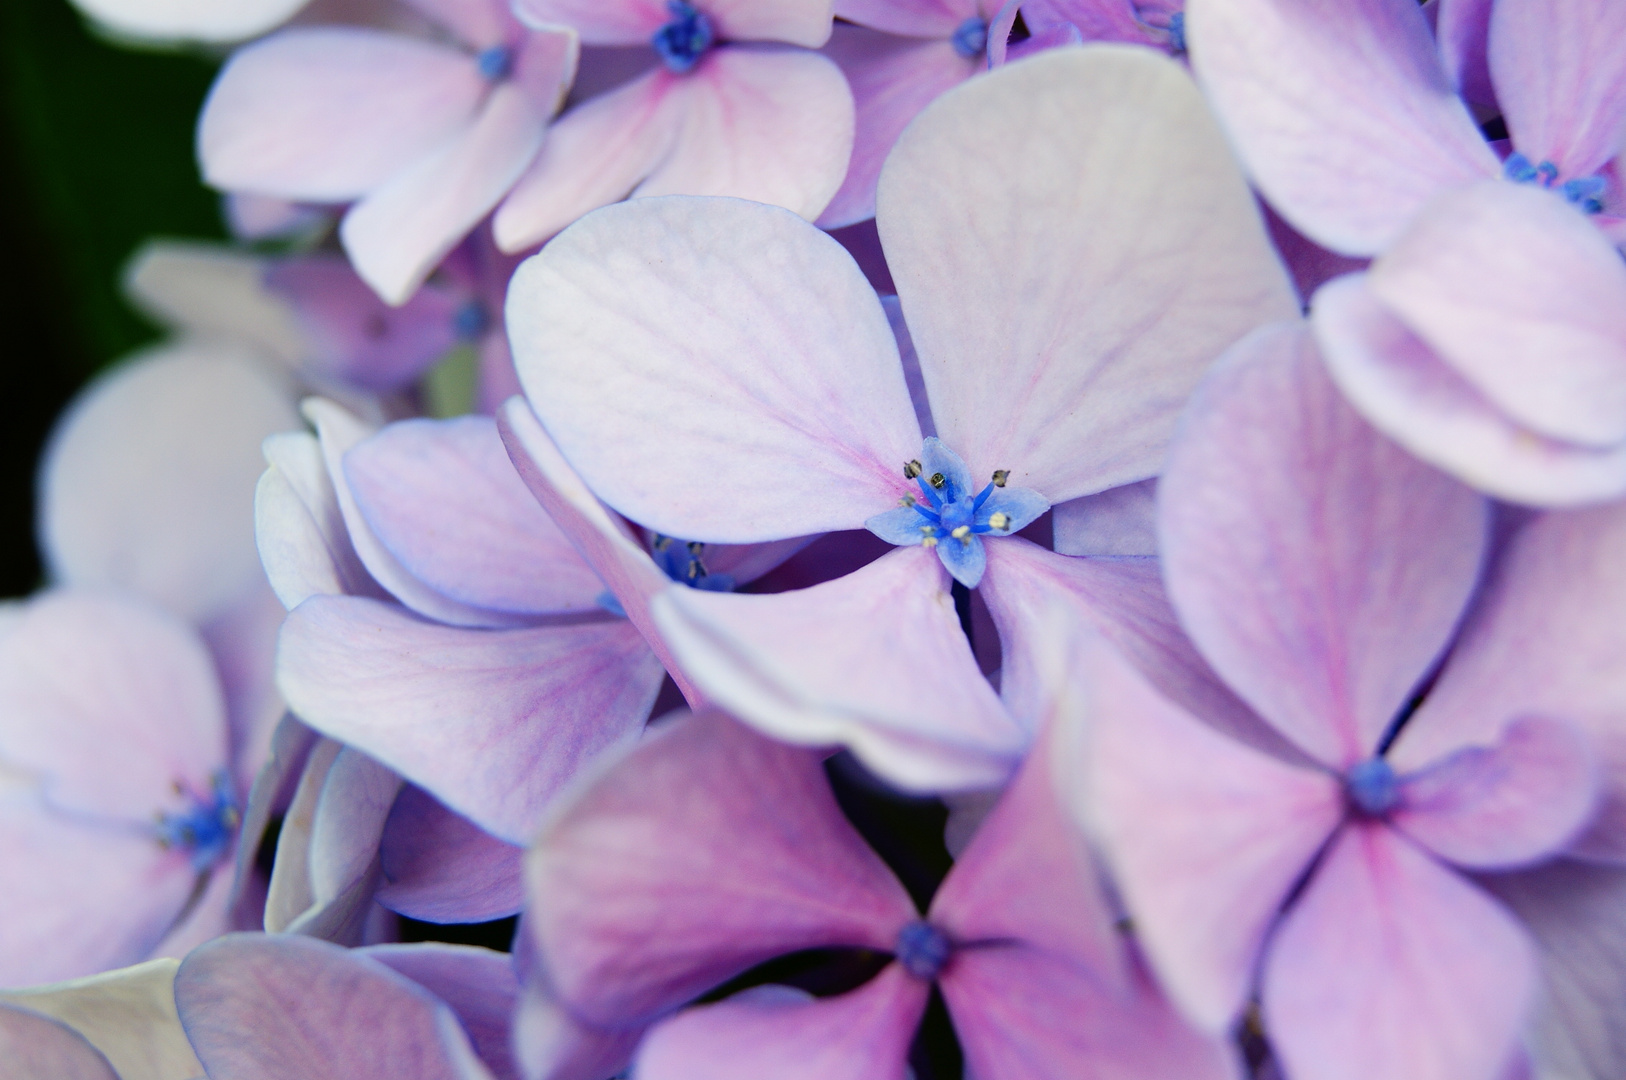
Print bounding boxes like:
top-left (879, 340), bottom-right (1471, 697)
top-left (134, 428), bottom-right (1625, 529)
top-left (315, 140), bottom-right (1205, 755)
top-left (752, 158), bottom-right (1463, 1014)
top-left (365, 943), bottom-right (520, 1080)
top-left (512, 27), bottom-right (582, 122)
top-left (1489, 0), bottom-right (1626, 177)
top-left (1486, 859), bottom-right (1626, 1080)
top-left (345, 416), bottom-right (604, 617)
top-left (651, 547), bottom-right (1025, 792)
top-left (1393, 717), bottom-right (1598, 869)
top-left (294, 747), bottom-right (401, 943)
top-left (1186, 0), bottom-right (1498, 254)
top-left (0, 1005), bottom-right (118, 1080)
top-left (377, 786), bottom-right (525, 923)
top-left (817, 26), bottom-right (976, 229)
top-left (225, 193), bottom-right (326, 240)
top-left (40, 343), bottom-right (299, 625)
top-left (495, 398), bottom-right (703, 703)
top-left (1159, 322), bottom-right (1489, 766)
top-left (636, 965), bottom-right (925, 1080)
top-left (1050, 480), bottom-right (1158, 557)
top-left (511, 0), bottom-right (666, 44)
top-left (68, 0), bottom-right (309, 43)
top-left (705, 0), bottom-right (835, 46)
top-left (527, 710), bottom-right (916, 1027)
top-left (880, 47), bottom-right (1297, 502)
top-left (121, 241), bottom-right (305, 365)
top-left (506, 195), bottom-right (920, 541)
top-left (199, 28), bottom-right (486, 201)
top-left (1366, 182), bottom-right (1626, 447)
top-left (1314, 272), bottom-right (1626, 505)
top-left (493, 69), bottom-right (681, 252)
top-left (227, 715), bottom-right (317, 926)
top-left (632, 48), bottom-right (854, 223)
top-left (256, 430), bottom-right (384, 611)
top-left (1392, 503), bottom-right (1626, 862)
top-left (1435, 0), bottom-right (1495, 107)
top-left (834, 0), bottom-right (975, 37)
top-left (1081, 631), bottom-right (1344, 1031)
top-left (943, 948), bottom-right (1243, 1080)
top-left (175, 934), bottom-right (493, 1080)
top-left (262, 737), bottom-right (344, 935)
top-left (342, 84), bottom-right (545, 304)
top-left (1261, 202), bottom-right (1371, 302)
top-left (401, 0), bottom-right (514, 49)
top-left (1263, 824), bottom-right (1534, 1080)
top-left (512, 980), bottom-right (640, 1080)
top-left (278, 595), bottom-right (663, 844)
top-left (200, 579), bottom-right (289, 791)
top-left (0, 591), bottom-right (225, 821)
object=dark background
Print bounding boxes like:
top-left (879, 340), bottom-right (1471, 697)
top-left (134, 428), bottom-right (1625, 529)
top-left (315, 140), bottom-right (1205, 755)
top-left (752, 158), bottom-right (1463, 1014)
top-left (0, 0), bottom-right (224, 595)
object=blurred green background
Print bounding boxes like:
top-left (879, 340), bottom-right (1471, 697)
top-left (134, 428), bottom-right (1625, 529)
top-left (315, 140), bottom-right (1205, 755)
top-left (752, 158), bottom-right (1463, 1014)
top-left (0, 0), bottom-right (223, 593)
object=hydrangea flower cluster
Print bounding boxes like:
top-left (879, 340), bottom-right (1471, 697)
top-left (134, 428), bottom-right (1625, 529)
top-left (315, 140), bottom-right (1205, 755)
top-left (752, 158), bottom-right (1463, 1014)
top-left (6, 0), bottom-right (1626, 1078)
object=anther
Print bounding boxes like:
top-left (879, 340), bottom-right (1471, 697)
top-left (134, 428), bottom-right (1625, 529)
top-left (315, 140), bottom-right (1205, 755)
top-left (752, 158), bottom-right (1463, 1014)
top-left (951, 525), bottom-right (971, 542)
top-left (652, 535), bottom-right (672, 550)
top-left (899, 493), bottom-right (917, 508)
top-left (991, 469), bottom-right (1008, 488)
top-left (475, 45), bottom-right (513, 81)
top-left (687, 541), bottom-right (704, 554)
top-left (929, 472), bottom-right (946, 489)
top-left (904, 460), bottom-right (923, 479)
top-left (988, 511), bottom-right (1010, 531)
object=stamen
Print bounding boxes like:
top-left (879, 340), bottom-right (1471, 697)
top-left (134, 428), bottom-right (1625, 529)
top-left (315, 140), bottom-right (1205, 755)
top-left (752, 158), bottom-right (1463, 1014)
top-left (153, 772), bottom-right (239, 872)
top-left (899, 493), bottom-right (917, 508)
top-left (1345, 757), bottom-right (1400, 817)
top-left (991, 469), bottom-right (1008, 488)
top-left (475, 45), bottom-right (513, 81)
top-left (988, 511), bottom-right (1010, 531)
top-left (929, 472), bottom-right (947, 489)
top-left (452, 300), bottom-right (489, 340)
top-left (951, 525), bottom-right (972, 542)
top-left (904, 459), bottom-right (923, 479)
top-left (895, 919), bottom-right (953, 980)
top-left (652, 535), bottom-right (672, 551)
top-left (652, 0), bottom-right (714, 74)
top-left (951, 15), bottom-right (988, 59)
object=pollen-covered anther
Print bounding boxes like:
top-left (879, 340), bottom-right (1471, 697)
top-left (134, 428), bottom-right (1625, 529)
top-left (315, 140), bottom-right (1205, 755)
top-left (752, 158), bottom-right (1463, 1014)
top-left (904, 459), bottom-right (923, 479)
top-left (899, 493), bottom-right (917, 508)
top-left (951, 525), bottom-right (972, 542)
top-left (929, 472), bottom-right (946, 489)
top-left (988, 512), bottom-right (1011, 531)
top-left (991, 469), bottom-right (1008, 488)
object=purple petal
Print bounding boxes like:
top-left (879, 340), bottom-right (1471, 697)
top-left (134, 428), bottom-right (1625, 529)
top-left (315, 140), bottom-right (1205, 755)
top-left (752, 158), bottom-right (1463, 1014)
top-left (833, 0), bottom-right (976, 37)
top-left (1263, 824), bottom-right (1534, 1080)
top-left (122, 241), bottom-right (305, 364)
top-left (257, 430), bottom-right (384, 610)
top-left (175, 934), bottom-right (492, 1080)
top-left (1159, 321), bottom-right (1488, 767)
top-left (942, 948), bottom-right (1243, 1080)
top-left (651, 547), bottom-right (1026, 792)
top-left (296, 747), bottom-right (401, 943)
top-left (510, 0), bottom-right (666, 44)
top-left (1050, 480), bottom-right (1158, 558)
top-left (0, 1005), bottom-right (118, 1080)
top-left (262, 737), bottom-right (344, 934)
top-left (378, 786), bottom-right (525, 923)
top-left (1489, 0), bottom-right (1626, 178)
top-left (199, 28), bottom-right (486, 201)
top-left (40, 343), bottom-right (299, 624)
top-left (278, 594), bottom-right (662, 844)
top-left (1435, 0), bottom-right (1496, 107)
top-left (526, 710), bottom-right (916, 1028)
top-left (400, 0), bottom-right (516, 50)
top-left (1313, 272), bottom-right (1626, 505)
top-left (1080, 630), bottom-right (1344, 1031)
top-left (701, 0), bottom-right (838, 47)
top-left (340, 84), bottom-right (547, 304)
top-left (1393, 716), bottom-right (1598, 869)
top-left (512, 980), bottom-right (640, 1080)
top-left (365, 943), bottom-right (520, 1080)
top-left (635, 966), bottom-right (927, 1080)
top-left (816, 26), bottom-right (976, 229)
top-left (1392, 503), bottom-right (1626, 862)
top-left (1187, 0), bottom-right (1498, 254)
top-left (880, 47), bottom-right (1297, 503)
top-left (345, 416), bottom-right (605, 617)
top-left (506, 196), bottom-right (921, 542)
top-left (1366, 181), bottom-right (1626, 447)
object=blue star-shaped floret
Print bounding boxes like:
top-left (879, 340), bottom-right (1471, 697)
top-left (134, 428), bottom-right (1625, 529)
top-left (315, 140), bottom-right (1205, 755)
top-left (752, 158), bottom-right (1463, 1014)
top-left (865, 437), bottom-right (1049, 588)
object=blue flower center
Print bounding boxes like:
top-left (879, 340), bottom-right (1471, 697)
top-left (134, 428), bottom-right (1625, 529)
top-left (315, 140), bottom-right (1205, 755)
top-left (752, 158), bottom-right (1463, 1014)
top-left (1503, 152), bottom-right (1607, 214)
top-left (652, 1), bottom-right (714, 74)
top-left (452, 300), bottom-right (489, 340)
top-left (895, 919), bottom-right (953, 980)
top-left (1345, 757), bottom-right (1400, 817)
top-left (951, 16), bottom-right (988, 58)
top-left (1165, 12), bottom-right (1186, 54)
top-left (597, 534), bottom-right (734, 616)
top-left (476, 45), bottom-right (513, 82)
top-left (154, 772), bottom-right (239, 872)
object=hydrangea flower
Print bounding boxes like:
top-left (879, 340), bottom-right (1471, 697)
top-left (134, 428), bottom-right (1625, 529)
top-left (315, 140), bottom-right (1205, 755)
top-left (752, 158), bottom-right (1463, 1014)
top-left (1071, 321), bottom-right (1620, 1080)
top-left (506, 46), bottom-right (1295, 789)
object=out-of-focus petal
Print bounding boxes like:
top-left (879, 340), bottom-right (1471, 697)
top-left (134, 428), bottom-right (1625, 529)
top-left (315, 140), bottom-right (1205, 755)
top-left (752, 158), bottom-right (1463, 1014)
top-left (1366, 182), bottom-right (1626, 447)
top-left (365, 944), bottom-right (520, 1080)
top-left (122, 241), bottom-right (305, 366)
top-left (527, 710), bottom-right (916, 1028)
top-left (1393, 716), bottom-right (1597, 869)
top-left (224, 193), bottom-right (326, 242)
top-left (176, 934), bottom-right (494, 1080)
top-left (880, 46), bottom-right (1297, 502)
top-left (279, 594), bottom-right (662, 844)
top-left (1186, 0), bottom-right (1497, 255)
top-left (0, 959), bottom-right (203, 1080)
top-left (702, 0), bottom-right (836, 47)
top-left (507, 196), bottom-right (920, 541)
top-left (402, 0), bottom-right (515, 50)
top-left (40, 343), bottom-right (299, 625)
top-left (1393, 503), bottom-right (1626, 862)
top-left (341, 84), bottom-right (546, 305)
top-left (1314, 272), bottom-right (1626, 505)
top-left (68, 0), bottom-right (309, 42)
top-left (1435, 0), bottom-right (1495, 107)
top-left (834, 0), bottom-right (974, 37)
top-left (494, 69), bottom-right (681, 252)
top-left (652, 547), bottom-right (1025, 792)
top-left (818, 27), bottom-right (975, 228)
top-left (1262, 824), bottom-right (1534, 1080)
top-left (943, 948), bottom-right (1243, 1080)
top-left (1159, 322), bottom-right (1488, 767)
top-left (1080, 631), bottom-right (1344, 1031)
top-left (511, 0), bottom-right (667, 44)
top-left (199, 28), bottom-right (487, 202)
top-left (631, 48), bottom-right (854, 224)
top-left (378, 786), bottom-right (525, 923)
top-left (346, 416), bottom-right (604, 617)
top-left (1489, 0), bottom-right (1626, 178)
top-left (636, 966), bottom-right (924, 1080)
top-left (0, 1005), bottom-right (118, 1080)
top-left (512, 980), bottom-right (640, 1080)
top-left (1050, 480), bottom-right (1157, 557)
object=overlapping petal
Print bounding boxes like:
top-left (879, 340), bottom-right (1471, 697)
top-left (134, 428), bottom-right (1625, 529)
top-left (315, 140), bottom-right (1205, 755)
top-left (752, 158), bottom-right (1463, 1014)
top-left (0, 1005), bottom-right (118, 1080)
top-left (377, 786), bottom-right (525, 923)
